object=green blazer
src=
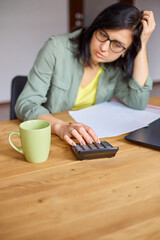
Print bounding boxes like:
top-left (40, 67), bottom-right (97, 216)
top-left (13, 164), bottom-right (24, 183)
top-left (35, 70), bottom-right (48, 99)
top-left (15, 30), bottom-right (152, 121)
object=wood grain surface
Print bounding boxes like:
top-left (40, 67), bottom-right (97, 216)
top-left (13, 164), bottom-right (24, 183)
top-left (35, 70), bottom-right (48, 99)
top-left (0, 97), bottom-right (160, 240)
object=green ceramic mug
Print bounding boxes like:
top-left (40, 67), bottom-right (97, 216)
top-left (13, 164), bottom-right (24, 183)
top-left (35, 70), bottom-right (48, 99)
top-left (8, 120), bottom-right (51, 163)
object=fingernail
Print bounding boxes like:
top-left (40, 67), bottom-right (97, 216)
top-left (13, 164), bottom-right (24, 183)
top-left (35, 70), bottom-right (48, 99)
top-left (72, 142), bottom-right (76, 146)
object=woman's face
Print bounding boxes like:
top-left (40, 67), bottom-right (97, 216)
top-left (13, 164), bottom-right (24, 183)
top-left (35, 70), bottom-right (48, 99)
top-left (90, 29), bottom-right (133, 65)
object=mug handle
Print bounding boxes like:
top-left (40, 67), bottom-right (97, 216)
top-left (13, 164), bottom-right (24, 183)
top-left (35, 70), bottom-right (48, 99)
top-left (8, 131), bottom-right (23, 154)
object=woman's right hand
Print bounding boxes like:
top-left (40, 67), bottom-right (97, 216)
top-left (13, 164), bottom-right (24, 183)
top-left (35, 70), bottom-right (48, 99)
top-left (38, 114), bottom-right (100, 146)
top-left (54, 121), bottom-right (100, 146)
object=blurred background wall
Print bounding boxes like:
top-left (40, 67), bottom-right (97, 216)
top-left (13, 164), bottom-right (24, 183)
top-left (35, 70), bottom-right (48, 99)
top-left (0, 0), bottom-right (68, 103)
top-left (0, 0), bottom-right (159, 104)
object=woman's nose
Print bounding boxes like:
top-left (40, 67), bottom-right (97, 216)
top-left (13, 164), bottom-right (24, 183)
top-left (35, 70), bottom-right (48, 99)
top-left (100, 40), bottom-right (110, 52)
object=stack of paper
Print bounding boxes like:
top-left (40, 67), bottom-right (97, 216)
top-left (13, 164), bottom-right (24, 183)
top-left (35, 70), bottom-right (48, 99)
top-left (69, 100), bottom-right (160, 138)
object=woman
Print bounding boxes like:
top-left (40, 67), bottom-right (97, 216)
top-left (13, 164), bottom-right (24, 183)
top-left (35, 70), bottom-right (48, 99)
top-left (15, 2), bottom-right (156, 146)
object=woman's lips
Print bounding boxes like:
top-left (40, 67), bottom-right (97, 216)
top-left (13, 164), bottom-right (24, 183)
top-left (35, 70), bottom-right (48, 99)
top-left (96, 51), bottom-right (104, 58)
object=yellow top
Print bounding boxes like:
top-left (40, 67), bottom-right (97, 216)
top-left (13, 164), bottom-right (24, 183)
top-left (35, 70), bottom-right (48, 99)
top-left (72, 66), bottom-right (103, 110)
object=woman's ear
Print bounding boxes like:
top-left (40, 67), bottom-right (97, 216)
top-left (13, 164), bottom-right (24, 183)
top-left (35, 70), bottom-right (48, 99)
top-left (121, 53), bottom-right (125, 58)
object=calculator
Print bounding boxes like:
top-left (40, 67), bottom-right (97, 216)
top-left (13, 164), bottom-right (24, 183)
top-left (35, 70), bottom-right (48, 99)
top-left (71, 141), bottom-right (119, 160)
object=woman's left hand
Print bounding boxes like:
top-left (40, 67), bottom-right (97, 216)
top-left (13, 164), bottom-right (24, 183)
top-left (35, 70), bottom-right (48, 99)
top-left (141, 11), bottom-right (156, 47)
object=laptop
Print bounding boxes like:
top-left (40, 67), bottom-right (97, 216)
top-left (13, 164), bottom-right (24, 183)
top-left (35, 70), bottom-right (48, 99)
top-left (125, 118), bottom-right (160, 150)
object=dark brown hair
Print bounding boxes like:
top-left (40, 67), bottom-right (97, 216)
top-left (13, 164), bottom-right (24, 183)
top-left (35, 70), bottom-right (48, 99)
top-left (70, 2), bottom-right (143, 80)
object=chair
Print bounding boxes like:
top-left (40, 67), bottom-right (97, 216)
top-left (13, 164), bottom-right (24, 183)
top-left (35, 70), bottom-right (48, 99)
top-left (10, 76), bottom-right (28, 120)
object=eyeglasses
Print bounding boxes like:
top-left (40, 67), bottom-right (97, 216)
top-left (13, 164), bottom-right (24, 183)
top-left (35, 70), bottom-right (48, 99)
top-left (95, 29), bottom-right (126, 53)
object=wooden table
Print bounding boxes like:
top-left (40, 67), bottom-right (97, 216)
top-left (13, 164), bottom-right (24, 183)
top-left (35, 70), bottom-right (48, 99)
top-left (0, 97), bottom-right (160, 240)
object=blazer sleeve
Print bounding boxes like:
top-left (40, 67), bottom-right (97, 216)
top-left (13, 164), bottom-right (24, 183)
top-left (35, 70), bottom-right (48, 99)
top-left (113, 68), bottom-right (153, 110)
top-left (15, 38), bottom-right (56, 121)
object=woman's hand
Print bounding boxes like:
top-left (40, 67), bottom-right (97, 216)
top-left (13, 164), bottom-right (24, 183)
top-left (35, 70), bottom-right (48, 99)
top-left (141, 11), bottom-right (156, 47)
top-left (38, 114), bottom-right (100, 146)
top-left (55, 122), bottom-right (100, 146)
top-left (133, 10), bottom-right (155, 86)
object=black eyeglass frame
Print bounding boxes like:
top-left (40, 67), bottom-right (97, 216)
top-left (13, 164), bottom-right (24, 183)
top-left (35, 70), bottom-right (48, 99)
top-left (95, 29), bottom-right (126, 53)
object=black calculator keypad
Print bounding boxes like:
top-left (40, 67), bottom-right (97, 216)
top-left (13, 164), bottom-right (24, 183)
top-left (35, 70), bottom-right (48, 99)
top-left (71, 141), bottom-right (119, 160)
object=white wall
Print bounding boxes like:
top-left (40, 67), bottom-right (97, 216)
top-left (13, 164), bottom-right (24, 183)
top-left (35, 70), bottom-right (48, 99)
top-left (135, 0), bottom-right (160, 82)
top-left (0, 0), bottom-right (159, 103)
top-left (0, 0), bottom-right (68, 103)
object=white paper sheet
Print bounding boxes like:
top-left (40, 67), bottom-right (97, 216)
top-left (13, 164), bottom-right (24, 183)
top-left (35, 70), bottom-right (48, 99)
top-left (69, 100), bottom-right (160, 138)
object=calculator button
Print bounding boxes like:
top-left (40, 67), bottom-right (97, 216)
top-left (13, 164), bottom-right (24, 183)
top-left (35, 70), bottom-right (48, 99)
top-left (75, 144), bottom-right (83, 152)
top-left (81, 144), bottom-right (91, 150)
top-left (86, 143), bottom-right (97, 149)
top-left (93, 142), bottom-right (104, 149)
top-left (101, 141), bottom-right (112, 148)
